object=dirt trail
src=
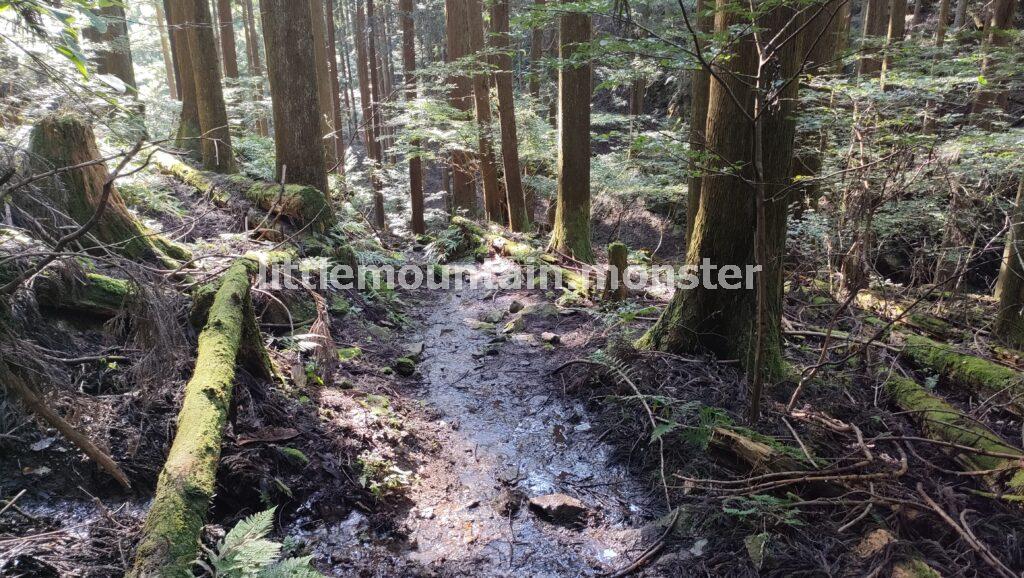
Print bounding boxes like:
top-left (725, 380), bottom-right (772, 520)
top-left (307, 257), bottom-right (655, 577)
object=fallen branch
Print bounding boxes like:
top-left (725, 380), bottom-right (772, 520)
top-left (0, 361), bottom-right (131, 489)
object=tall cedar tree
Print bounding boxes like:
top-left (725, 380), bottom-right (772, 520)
top-left (353, 2), bottom-right (376, 149)
top-left (366, 0), bottom-right (387, 228)
top-left (858, 0), bottom-right (889, 75)
top-left (528, 0), bottom-right (546, 100)
top-left (154, 0), bottom-right (177, 99)
top-left (399, 0), bottom-right (426, 234)
top-left (216, 0), bottom-right (239, 78)
top-left (310, 0), bottom-right (339, 168)
top-left (970, 0), bottom-right (1016, 126)
top-left (686, 0), bottom-right (713, 244)
top-left (260, 0), bottom-right (329, 194)
top-left (182, 0), bottom-right (235, 173)
top-left (995, 179), bottom-right (1024, 346)
top-left (82, 3), bottom-right (138, 90)
top-left (167, 1), bottom-right (200, 154)
top-left (881, 0), bottom-right (907, 81)
top-left (444, 0), bottom-right (478, 214)
top-left (637, 0), bottom-right (806, 380)
top-left (491, 0), bottom-right (529, 231)
top-left (467, 0), bottom-right (504, 223)
top-left (325, 0), bottom-right (347, 176)
top-left (241, 0), bottom-right (269, 136)
top-left (548, 2), bottom-right (593, 262)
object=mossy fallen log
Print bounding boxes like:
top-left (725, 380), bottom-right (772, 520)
top-left (483, 227), bottom-right (590, 295)
top-left (34, 271), bottom-right (133, 318)
top-left (153, 152), bottom-right (334, 233)
top-left (897, 333), bottom-right (1024, 416)
top-left (884, 376), bottom-right (1024, 496)
top-left (128, 258), bottom-right (274, 577)
top-left (24, 114), bottom-right (187, 267)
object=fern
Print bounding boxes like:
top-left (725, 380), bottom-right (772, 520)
top-left (204, 508), bottom-right (323, 578)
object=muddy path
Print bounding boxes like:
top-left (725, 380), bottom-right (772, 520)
top-left (304, 257), bottom-right (659, 577)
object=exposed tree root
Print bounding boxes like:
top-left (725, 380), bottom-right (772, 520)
top-left (153, 152), bottom-right (334, 234)
top-left (128, 258), bottom-right (274, 577)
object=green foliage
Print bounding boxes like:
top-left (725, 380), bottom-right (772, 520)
top-left (356, 451), bottom-right (413, 498)
top-left (722, 494), bottom-right (805, 528)
top-left (203, 507), bottom-right (323, 578)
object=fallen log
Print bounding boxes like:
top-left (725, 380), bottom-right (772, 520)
top-left (21, 114), bottom-right (187, 267)
top-left (483, 228), bottom-right (590, 295)
top-left (0, 360), bottom-right (131, 489)
top-left (153, 152), bottom-right (334, 234)
top-left (884, 376), bottom-right (1024, 496)
top-left (897, 333), bottom-right (1024, 416)
top-left (128, 258), bottom-right (275, 577)
top-left (34, 271), bottom-right (133, 318)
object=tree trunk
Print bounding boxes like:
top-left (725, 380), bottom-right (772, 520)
top-left (154, 0), bottom-right (178, 100)
top-left (128, 259), bottom-right (273, 578)
top-left (353, 1), bottom-right (375, 148)
top-left (241, 0), bottom-right (269, 136)
top-left (366, 0), bottom-right (387, 228)
top-left (216, 0), bottom-right (239, 78)
top-left (970, 0), bottom-right (1015, 127)
top-left (547, 2), bottom-right (593, 263)
top-left (858, 0), bottom-right (889, 75)
top-left (637, 0), bottom-right (802, 380)
top-left (310, 0), bottom-right (339, 169)
top-left (491, 0), bottom-right (529, 232)
top-left (82, 3), bottom-right (138, 91)
top-left (686, 0), bottom-right (714, 245)
top-left (399, 0), bottom-right (425, 234)
top-left (182, 0), bottom-right (235, 173)
top-left (27, 114), bottom-right (185, 265)
top-left (952, 0), bottom-right (969, 32)
top-left (604, 241), bottom-right (628, 301)
top-left (882, 0), bottom-right (908, 81)
top-left (326, 0), bottom-right (347, 177)
top-left (529, 0), bottom-right (546, 101)
top-left (935, 0), bottom-right (951, 45)
top-left (336, 0), bottom-right (359, 131)
top-left (260, 0), bottom-right (329, 194)
top-left (994, 179), bottom-right (1024, 347)
top-left (911, 0), bottom-right (929, 32)
top-left (465, 0), bottom-right (504, 224)
top-left (444, 0), bottom-right (478, 214)
top-left (167, 1), bottom-right (202, 154)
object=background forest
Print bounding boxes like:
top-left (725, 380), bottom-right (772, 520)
top-left (0, 0), bottom-right (1023, 575)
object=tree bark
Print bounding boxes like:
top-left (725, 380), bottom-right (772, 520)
top-left (637, 0), bottom-right (802, 380)
top-left (952, 0), bottom-right (969, 32)
top-left (444, 0), bottom-right (478, 214)
top-left (882, 0), bottom-right (908, 81)
top-left (491, 0), bottom-right (529, 232)
top-left (155, 0), bottom-right (178, 100)
top-left (686, 0), bottom-right (714, 245)
top-left (326, 0), bottom-right (347, 177)
top-left (310, 0), bottom-right (339, 169)
top-left (528, 0), bottom-right (546, 101)
top-left (260, 0), bottom-right (329, 194)
top-left (970, 0), bottom-right (1015, 126)
top-left (167, 1), bottom-right (202, 154)
top-left (547, 2), bottom-right (593, 263)
top-left (935, 0), bottom-right (951, 45)
top-left (241, 0), bottom-right (269, 136)
top-left (858, 0), bottom-right (889, 75)
top-left (466, 0), bottom-right (504, 224)
top-left (399, 0), bottom-right (425, 234)
top-left (82, 3), bottom-right (138, 91)
top-left (353, 1), bottom-right (375, 148)
top-left (994, 179), bottom-right (1024, 347)
top-left (182, 0), bottom-right (235, 173)
top-left (216, 0), bottom-right (239, 78)
top-left (366, 0), bottom-right (387, 228)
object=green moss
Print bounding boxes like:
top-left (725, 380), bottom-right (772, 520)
top-left (129, 259), bottom-right (258, 577)
top-left (35, 270), bottom-right (134, 318)
top-left (900, 333), bottom-right (1024, 415)
top-left (337, 346), bottom-right (361, 361)
top-left (885, 376), bottom-right (1024, 494)
top-left (276, 446), bottom-right (310, 467)
top-left (394, 357), bottom-right (416, 377)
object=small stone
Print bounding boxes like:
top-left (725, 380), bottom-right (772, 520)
top-left (480, 309), bottom-right (505, 324)
top-left (405, 341), bottom-right (425, 361)
top-left (540, 332), bottom-right (560, 344)
top-left (508, 300), bottom-right (525, 313)
top-left (528, 493), bottom-right (588, 527)
top-left (394, 357), bottom-right (416, 377)
top-left (502, 316), bottom-right (525, 334)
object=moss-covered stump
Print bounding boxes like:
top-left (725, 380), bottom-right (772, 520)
top-left (604, 241), bottom-right (629, 301)
top-left (128, 259), bottom-right (273, 577)
top-left (897, 333), bottom-right (1024, 416)
top-left (35, 270), bottom-right (134, 318)
top-left (885, 376), bottom-right (1024, 496)
top-left (25, 114), bottom-right (187, 266)
top-left (154, 152), bottom-right (334, 233)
